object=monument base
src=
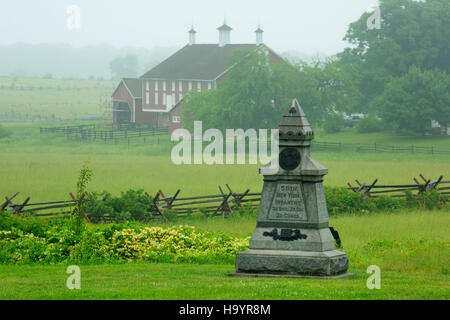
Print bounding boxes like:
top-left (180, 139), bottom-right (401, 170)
top-left (228, 272), bottom-right (354, 279)
top-left (235, 249), bottom-right (349, 277)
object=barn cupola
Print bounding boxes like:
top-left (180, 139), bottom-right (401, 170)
top-left (217, 21), bottom-right (232, 47)
top-left (188, 26), bottom-right (196, 46)
top-left (255, 25), bottom-right (264, 45)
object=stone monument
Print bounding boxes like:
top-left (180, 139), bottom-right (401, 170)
top-left (232, 99), bottom-right (350, 277)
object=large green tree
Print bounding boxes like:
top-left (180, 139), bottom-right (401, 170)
top-left (182, 48), bottom-right (303, 131)
top-left (377, 67), bottom-right (450, 135)
top-left (181, 48), bottom-right (361, 131)
top-left (340, 0), bottom-right (450, 108)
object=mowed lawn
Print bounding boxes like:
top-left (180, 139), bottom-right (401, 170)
top-left (0, 264), bottom-right (447, 300)
top-left (0, 211), bottom-right (449, 300)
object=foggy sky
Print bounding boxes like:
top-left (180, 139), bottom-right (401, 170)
top-left (1, 0), bottom-right (379, 54)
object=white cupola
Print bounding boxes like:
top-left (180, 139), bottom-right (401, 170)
top-left (217, 21), bottom-right (232, 47)
top-left (255, 25), bottom-right (264, 45)
top-left (188, 26), bottom-right (196, 45)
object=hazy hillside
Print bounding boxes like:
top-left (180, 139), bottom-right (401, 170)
top-left (0, 43), bottom-right (179, 79)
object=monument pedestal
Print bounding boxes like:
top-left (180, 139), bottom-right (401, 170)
top-left (235, 249), bottom-right (349, 277)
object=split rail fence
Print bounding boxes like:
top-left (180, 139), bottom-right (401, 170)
top-left (2, 174), bottom-right (448, 223)
top-left (40, 124), bottom-right (450, 155)
top-left (347, 174), bottom-right (450, 199)
top-left (40, 123), bottom-right (169, 145)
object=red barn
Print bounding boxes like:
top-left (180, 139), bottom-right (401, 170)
top-left (112, 23), bottom-right (286, 132)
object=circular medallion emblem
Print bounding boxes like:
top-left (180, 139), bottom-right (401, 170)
top-left (279, 148), bottom-right (301, 171)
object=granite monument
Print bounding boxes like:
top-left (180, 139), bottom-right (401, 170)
top-left (232, 99), bottom-right (350, 277)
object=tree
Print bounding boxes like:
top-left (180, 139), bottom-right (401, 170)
top-left (377, 67), bottom-right (450, 135)
top-left (182, 48), bottom-right (304, 131)
top-left (181, 48), bottom-right (363, 131)
top-left (109, 54), bottom-right (139, 79)
top-left (339, 0), bottom-right (450, 109)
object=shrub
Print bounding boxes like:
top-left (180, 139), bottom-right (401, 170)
top-left (355, 115), bottom-right (384, 133)
top-left (0, 211), bottom-right (47, 237)
top-left (0, 221), bottom-right (249, 265)
top-left (83, 189), bottom-right (155, 223)
top-left (324, 187), bottom-right (405, 215)
top-left (323, 114), bottom-right (345, 133)
top-left (405, 190), bottom-right (447, 210)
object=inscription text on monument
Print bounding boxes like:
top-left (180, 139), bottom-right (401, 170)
top-left (268, 183), bottom-right (307, 220)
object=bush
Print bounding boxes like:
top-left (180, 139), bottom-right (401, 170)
top-left (83, 189), bottom-right (155, 223)
top-left (405, 189), bottom-right (447, 210)
top-left (325, 187), bottom-right (404, 215)
top-left (0, 211), bottom-right (47, 237)
top-left (355, 115), bottom-right (384, 133)
top-left (0, 219), bottom-right (249, 265)
top-left (323, 114), bottom-right (345, 133)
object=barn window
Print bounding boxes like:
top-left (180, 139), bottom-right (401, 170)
top-left (154, 81), bottom-right (158, 91)
top-left (172, 81), bottom-right (175, 91)
top-left (197, 82), bottom-right (201, 92)
top-left (146, 81), bottom-right (149, 91)
top-left (155, 93), bottom-right (159, 105)
top-left (189, 81), bottom-right (192, 91)
top-left (178, 81), bottom-right (182, 92)
top-left (146, 92), bottom-right (150, 105)
top-left (172, 116), bottom-right (181, 123)
top-left (208, 82), bottom-right (212, 90)
top-left (163, 81), bottom-right (166, 91)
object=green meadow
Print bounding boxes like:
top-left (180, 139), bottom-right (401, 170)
top-left (1, 119), bottom-right (449, 202)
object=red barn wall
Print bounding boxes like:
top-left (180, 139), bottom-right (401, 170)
top-left (112, 82), bottom-right (135, 123)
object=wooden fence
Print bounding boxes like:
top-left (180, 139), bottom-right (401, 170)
top-left (347, 174), bottom-right (450, 199)
top-left (0, 185), bottom-right (260, 222)
top-left (40, 123), bottom-right (169, 145)
top-left (2, 175), bottom-right (448, 222)
top-left (0, 191), bottom-right (90, 222)
top-left (40, 123), bottom-right (450, 154)
top-left (149, 185), bottom-right (261, 220)
top-left (312, 141), bottom-right (450, 155)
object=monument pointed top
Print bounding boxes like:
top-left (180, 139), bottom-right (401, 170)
top-left (279, 99), bottom-right (313, 142)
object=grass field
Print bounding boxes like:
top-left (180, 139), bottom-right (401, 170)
top-left (0, 77), bottom-right (115, 120)
top-left (1, 264), bottom-right (447, 300)
top-left (1, 121), bottom-right (449, 202)
top-left (0, 211), bottom-right (448, 300)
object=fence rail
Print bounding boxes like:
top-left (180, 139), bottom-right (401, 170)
top-left (347, 174), bottom-right (450, 198)
top-left (40, 123), bottom-right (170, 145)
top-left (2, 174), bottom-right (448, 222)
top-left (40, 124), bottom-right (450, 154)
top-left (311, 141), bottom-right (450, 155)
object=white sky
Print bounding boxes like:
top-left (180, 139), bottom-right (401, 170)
top-left (1, 0), bottom-right (379, 54)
